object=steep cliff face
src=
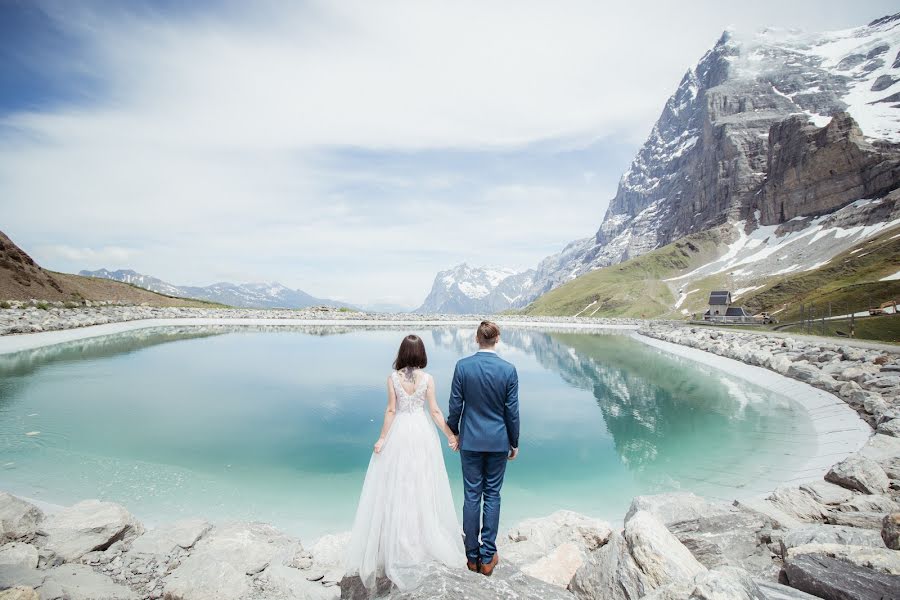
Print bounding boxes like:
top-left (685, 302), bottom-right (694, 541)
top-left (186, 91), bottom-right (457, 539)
top-left (759, 112), bottom-right (900, 224)
top-left (519, 14), bottom-right (900, 306)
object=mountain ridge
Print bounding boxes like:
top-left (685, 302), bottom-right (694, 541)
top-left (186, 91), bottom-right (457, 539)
top-left (80, 268), bottom-right (356, 310)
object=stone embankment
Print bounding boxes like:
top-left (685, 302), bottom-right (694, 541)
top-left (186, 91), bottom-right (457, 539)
top-left (1, 318), bottom-right (898, 599)
top-left (0, 303), bottom-right (641, 336)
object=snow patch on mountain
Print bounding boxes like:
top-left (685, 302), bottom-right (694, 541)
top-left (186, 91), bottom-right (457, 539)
top-left (416, 264), bottom-right (535, 314)
top-left (79, 269), bottom-right (354, 310)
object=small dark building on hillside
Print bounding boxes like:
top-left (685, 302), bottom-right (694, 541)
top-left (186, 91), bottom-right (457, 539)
top-left (703, 291), bottom-right (755, 323)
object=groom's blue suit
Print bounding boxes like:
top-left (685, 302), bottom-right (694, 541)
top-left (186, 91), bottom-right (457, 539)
top-left (447, 350), bottom-right (520, 564)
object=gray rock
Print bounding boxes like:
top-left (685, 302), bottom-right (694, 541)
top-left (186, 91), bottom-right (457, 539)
top-left (832, 493), bottom-right (899, 513)
top-left (883, 512), bottom-right (900, 550)
top-left (624, 493), bottom-right (729, 527)
top-left (667, 508), bottom-right (778, 577)
top-left (787, 363), bottom-right (820, 383)
top-left (569, 532), bottom-right (650, 600)
top-left (735, 498), bottom-right (804, 530)
top-left (255, 563), bottom-right (339, 600)
top-left (0, 587), bottom-right (40, 600)
top-left (0, 493), bottom-right (43, 544)
top-left (642, 566), bottom-right (765, 600)
top-left (825, 455), bottom-right (890, 494)
top-left (783, 546), bottom-right (900, 600)
top-left (858, 433), bottom-right (900, 464)
top-left (799, 481), bottom-right (855, 506)
top-left (43, 499), bottom-right (144, 562)
top-left (39, 564), bottom-right (138, 600)
top-left (129, 518), bottom-right (211, 555)
top-left (339, 573), bottom-right (393, 600)
top-left (381, 562), bottom-right (573, 599)
top-left (779, 525), bottom-right (886, 557)
top-left (767, 487), bottom-right (827, 522)
top-left (0, 542), bottom-right (39, 570)
top-left (877, 418), bottom-right (900, 437)
top-left (754, 579), bottom-right (822, 600)
top-left (501, 510), bottom-right (611, 585)
top-left (163, 522), bottom-right (294, 600)
top-left (787, 543), bottom-right (900, 573)
top-left (825, 510), bottom-right (888, 530)
top-left (625, 510), bottom-right (706, 589)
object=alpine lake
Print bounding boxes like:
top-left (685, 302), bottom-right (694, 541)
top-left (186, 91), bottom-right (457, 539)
top-left (0, 325), bottom-right (818, 537)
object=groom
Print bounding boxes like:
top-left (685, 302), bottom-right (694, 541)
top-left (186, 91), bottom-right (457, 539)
top-left (447, 320), bottom-right (520, 577)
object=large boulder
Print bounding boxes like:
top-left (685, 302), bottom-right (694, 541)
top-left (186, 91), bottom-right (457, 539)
top-left (254, 563), bottom-right (339, 600)
top-left (666, 508), bottom-right (778, 577)
top-left (501, 511), bottom-right (611, 587)
top-left (38, 564), bottom-right (139, 600)
top-left (0, 542), bottom-right (39, 570)
top-left (129, 518), bottom-right (211, 556)
top-left (798, 481), bottom-right (855, 506)
top-left (569, 532), bottom-right (650, 600)
top-left (624, 511), bottom-right (706, 589)
top-left (858, 433), bottom-right (900, 464)
top-left (376, 562), bottom-right (573, 600)
top-left (766, 487), bottom-right (827, 522)
top-left (832, 493), bottom-right (899, 513)
top-left (883, 512), bottom-right (900, 550)
top-left (784, 544), bottom-right (900, 600)
top-left (520, 541), bottom-right (583, 588)
top-left (779, 525), bottom-right (886, 557)
top-left (641, 566), bottom-right (763, 600)
top-left (625, 493), bottom-right (730, 526)
top-left (163, 522), bottom-right (294, 600)
top-left (43, 500), bottom-right (144, 562)
top-left (825, 510), bottom-right (887, 530)
top-left (825, 455), bottom-right (890, 494)
top-left (0, 587), bottom-right (40, 600)
top-left (786, 543), bottom-right (900, 575)
top-left (0, 493), bottom-right (43, 543)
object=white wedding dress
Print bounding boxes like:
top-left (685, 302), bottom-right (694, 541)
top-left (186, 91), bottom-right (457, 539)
top-left (345, 368), bottom-right (464, 591)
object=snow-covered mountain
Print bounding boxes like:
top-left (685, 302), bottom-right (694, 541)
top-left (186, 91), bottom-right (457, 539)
top-left (79, 269), bottom-right (356, 310)
top-left (517, 13), bottom-right (900, 307)
top-left (416, 264), bottom-right (535, 314)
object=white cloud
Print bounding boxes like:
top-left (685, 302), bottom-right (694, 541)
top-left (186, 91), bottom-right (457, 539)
top-left (0, 0), bottom-right (893, 305)
top-left (38, 244), bottom-right (138, 264)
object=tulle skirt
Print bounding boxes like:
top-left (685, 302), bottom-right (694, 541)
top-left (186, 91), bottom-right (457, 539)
top-left (344, 410), bottom-right (464, 591)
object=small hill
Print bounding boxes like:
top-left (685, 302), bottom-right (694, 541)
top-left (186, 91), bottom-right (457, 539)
top-left (520, 227), bottom-right (731, 318)
top-left (0, 230), bottom-right (221, 307)
top-left (741, 228), bottom-right (900, 322)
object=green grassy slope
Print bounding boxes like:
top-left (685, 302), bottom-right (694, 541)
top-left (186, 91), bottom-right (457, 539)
top-left (520, 227), bottom-right (731, 317)
top-left (740, 227), bottom-right (900, 323)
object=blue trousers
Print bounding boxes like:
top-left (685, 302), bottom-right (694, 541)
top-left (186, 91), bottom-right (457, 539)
top-left (461, 450), bottom-right (508, 562)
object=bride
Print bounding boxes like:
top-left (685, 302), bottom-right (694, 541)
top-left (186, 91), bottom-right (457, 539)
top-left (344, 334), bottom-right (464, 591)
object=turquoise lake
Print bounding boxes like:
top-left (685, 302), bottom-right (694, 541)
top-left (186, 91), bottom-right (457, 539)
top-left (0, 325), bottom-right (818, 538)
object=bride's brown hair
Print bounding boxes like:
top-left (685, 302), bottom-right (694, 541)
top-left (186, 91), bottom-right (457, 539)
top-left (393, 335), bottom-right (428, 370)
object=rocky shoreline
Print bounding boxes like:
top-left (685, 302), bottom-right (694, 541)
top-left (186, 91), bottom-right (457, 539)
top-left (1, 314), bottom-right (899, 599)
top-left (0, 303), bottom-right (642, 337)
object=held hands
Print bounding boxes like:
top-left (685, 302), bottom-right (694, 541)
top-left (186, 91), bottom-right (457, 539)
top-left (374, 437), bottom-right (385, 454)
top-left (508, 446), bottom-right (519, 461)
top-left (448, 434), bottom-right (459, 452)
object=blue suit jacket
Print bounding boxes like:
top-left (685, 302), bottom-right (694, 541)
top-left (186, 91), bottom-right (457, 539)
top-left (447, 351), bottom-right (520, 453)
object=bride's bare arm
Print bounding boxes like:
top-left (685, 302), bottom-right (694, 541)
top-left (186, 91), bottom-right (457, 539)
top-left (374, 376), bottom-right (397, 453)
top-left (426, 376), bottom-right (458, 447)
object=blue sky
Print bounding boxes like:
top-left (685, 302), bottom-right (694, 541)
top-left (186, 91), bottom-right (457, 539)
top-left (1, 1), bottom-right (896, 308)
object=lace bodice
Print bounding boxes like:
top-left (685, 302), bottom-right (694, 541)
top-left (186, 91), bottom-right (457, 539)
top-left (391, 368), bottom-right (428, 413)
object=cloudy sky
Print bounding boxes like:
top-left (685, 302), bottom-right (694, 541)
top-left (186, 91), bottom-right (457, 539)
top-left (1, 1), bottom-right (894, 309)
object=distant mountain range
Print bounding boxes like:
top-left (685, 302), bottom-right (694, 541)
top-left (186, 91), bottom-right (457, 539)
top-left (421, 12), bottom-right (900, 316)
top-left (79, 269), bottom-right (356, 310)
top-left (416, 264), bottom-right (535, 314)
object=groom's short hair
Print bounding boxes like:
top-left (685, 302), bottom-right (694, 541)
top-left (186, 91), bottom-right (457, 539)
top-left (477, 320), bottom-right (500, 346)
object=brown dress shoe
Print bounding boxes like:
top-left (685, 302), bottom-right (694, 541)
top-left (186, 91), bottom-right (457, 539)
top-left (466, 559), bottom-right (479, 572)
top-left (479, 553), bottom-right (499, 576)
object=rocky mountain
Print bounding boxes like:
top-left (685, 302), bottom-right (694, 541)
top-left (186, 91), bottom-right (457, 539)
top-left (415, 263), bottom-right (535, 314)
top-left (518, 13), bottom-right (900, 308)
top-left (0, 231), bottom-right (213, 306)
top-left (80, 269), bottom-right (356, 310)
